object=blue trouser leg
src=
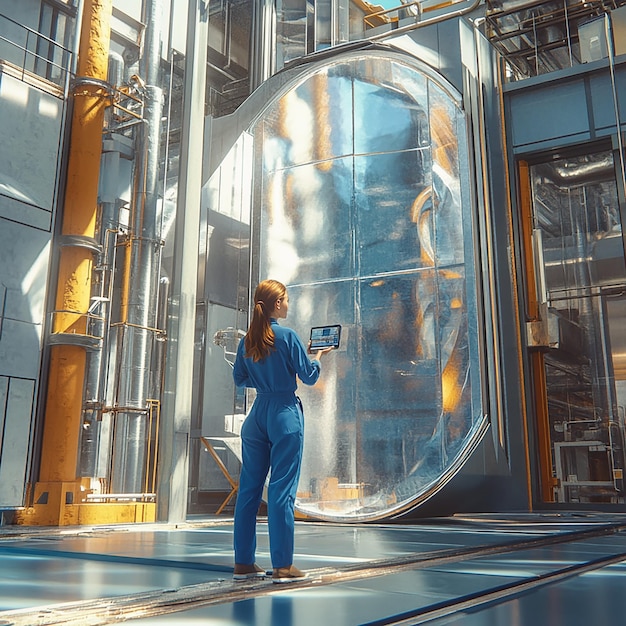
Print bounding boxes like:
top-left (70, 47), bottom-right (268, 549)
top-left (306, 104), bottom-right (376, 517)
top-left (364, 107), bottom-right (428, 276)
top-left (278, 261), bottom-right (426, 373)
top-left (234, 395), bottom-right (303, 569)
top-left (233, 407), bottom-right (270, 566)
top-left (266, 399), bottom-right (303, 569)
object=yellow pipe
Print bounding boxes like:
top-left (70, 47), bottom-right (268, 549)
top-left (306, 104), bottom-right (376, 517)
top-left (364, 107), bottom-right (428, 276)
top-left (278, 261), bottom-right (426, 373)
top-left (28, 0), bottom-right (113, 515)
top-left (119, 236), bottom-right (133, 324)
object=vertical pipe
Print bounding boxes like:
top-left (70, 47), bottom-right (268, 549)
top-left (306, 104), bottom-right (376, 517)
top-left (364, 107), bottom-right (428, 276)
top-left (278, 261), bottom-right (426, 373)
top-left (152, 277), bottom-right (170, 400)
top-left (38, 0), bottom-right (113, 487)
top-left (78, 146), bottom-right (121, 477)
top-left (111, 0), bottom-right (164, 493)
top-left (250, 0), bottom-right (275, 91)
top-left (71, 0), bottom-right (85, 75)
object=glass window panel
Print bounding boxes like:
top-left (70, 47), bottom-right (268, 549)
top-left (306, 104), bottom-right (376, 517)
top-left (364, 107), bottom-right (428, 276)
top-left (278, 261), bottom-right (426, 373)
top-left (391, 60), bottom-right (430, 111)
top-left (230, 2), bottom-right (251, 71)
top-left (428, 82), bottom-right (465, 268)
top-left (208, 6), bottom-right (226, 56)
top-left (353, 58), bottom-right (428, 154)
top-left (276, 0), bottom-right (308, 69)
top-left (50, 14), bottom-right (69, 82)
top-left (533, 152), bottom-right (626, 295)
top-left (261, 63), bottom-right (354, 168)
top-left (282, 281), bottom-right (357, 506)
top-left (259, 158), bottom-right (353, 283)
top-left (337, 0), bottom-right (350, 43)
top-left (34, 5), bottom-right (53, 77)
top-left (201, 302), bottom-right (247, 437)
top-left (315, 0), bottom-right (332, 49)
top-left (355, 150), bottom-right (430, 275)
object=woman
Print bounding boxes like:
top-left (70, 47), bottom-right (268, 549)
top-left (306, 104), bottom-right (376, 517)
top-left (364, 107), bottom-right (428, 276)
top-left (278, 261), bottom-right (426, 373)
top-left (232, 279), bottom-right (331, 583)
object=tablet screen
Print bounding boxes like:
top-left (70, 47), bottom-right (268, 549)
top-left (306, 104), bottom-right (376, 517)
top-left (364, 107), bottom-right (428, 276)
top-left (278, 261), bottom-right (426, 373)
top-left (310, 325), bottom-right (341, 350)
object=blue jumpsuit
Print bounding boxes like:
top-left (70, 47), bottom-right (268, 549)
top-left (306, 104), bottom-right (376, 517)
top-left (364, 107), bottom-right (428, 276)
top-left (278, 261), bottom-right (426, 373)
top-left (233, 319), bottom-right (321, 568)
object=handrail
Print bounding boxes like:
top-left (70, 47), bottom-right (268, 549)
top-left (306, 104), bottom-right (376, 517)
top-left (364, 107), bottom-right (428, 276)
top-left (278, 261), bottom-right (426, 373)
top-left (0, 12), bottom-right (73, 91)
top-left (0, 12), bottom-right (66, 50)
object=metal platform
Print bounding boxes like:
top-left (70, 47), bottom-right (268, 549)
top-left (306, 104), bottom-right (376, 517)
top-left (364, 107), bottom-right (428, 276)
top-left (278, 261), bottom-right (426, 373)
top-left (1, 513), bottom-right (626, 625)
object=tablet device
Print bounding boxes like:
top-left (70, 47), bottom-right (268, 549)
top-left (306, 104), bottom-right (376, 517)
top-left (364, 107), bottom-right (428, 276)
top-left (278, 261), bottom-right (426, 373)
top-left (310, 324), bottom-right (341, 350)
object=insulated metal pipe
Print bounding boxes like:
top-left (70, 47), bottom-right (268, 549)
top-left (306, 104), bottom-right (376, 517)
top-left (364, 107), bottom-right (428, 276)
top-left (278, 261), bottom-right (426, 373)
top-left (79, 147), bottom-right (123, 478)
top-left (250, 0), bottom-right (276, 91)
top-left (111, 0), bottom-right (164, 493)
top-left (78, 48), bottom-right (127, 478)
top-left (70, 0), bottom-right (85, 75)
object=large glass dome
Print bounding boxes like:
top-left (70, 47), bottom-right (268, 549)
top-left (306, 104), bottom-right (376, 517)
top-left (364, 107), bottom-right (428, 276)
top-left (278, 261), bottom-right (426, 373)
top-left (244, 50), bottom-right (485, 521)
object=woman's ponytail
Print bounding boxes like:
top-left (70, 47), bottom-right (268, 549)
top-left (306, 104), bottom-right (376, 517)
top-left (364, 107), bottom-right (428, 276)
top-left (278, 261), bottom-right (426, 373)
top-left (244, 280), bottom-right (286, 362)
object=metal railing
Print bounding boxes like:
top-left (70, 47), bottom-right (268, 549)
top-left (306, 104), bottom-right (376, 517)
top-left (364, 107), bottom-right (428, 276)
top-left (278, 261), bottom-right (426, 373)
top-left (0, 12), bottom-right (73, 94)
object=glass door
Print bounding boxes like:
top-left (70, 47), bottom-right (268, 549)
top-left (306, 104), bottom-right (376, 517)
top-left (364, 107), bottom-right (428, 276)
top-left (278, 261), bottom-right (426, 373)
top-left (523, 149), bottom-right (626, 504)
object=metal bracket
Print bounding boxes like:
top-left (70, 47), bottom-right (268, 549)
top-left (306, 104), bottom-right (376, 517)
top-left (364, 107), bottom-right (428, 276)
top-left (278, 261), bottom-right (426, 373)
top-left (58, 234), bottom-right (102, 254)
top-left (47, 332), bottom-right (102, 351)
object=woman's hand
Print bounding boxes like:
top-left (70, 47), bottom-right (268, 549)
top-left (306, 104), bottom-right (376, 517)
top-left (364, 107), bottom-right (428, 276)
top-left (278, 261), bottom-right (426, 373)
top-left (308, 342), bottom-right (335, 359)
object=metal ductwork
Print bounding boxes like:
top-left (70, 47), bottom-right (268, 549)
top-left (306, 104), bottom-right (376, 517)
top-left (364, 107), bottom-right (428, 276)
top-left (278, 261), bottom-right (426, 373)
top-left (535, 155), bottom-right (616, 188)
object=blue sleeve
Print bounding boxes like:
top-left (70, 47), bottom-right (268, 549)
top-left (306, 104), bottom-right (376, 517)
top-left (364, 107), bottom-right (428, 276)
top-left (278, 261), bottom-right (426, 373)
top-left (289, 331), bottom-right (321, 386)
top-left (233, 338), bottom-right (252, 388)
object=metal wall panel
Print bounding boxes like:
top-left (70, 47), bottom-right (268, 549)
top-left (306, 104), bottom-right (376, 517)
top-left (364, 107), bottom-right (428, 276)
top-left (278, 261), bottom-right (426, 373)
top-left (508, 80), bottom-right (591, 149)
top-left (506, 62), bottom-right (626, 153)
top-left (0, 72), bottom-right (63, 217)
top-left (0, 195), bottom-right (52, 231)
top-left (0, 318), bottom-right (42, 381)
top-left (0, 218), bottom-right (49, 379)
top-left (0, 376), bottom-right (35, 506)
top-left (589, 67), bottom-right (626, 132)
top-left (0, 50), bottom-right (62, 508)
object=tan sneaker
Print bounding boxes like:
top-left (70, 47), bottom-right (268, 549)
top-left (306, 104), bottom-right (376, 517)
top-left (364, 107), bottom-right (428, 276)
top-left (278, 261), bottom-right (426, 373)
top-left (233, 563), bottom-right (267, 580)
top-left (272, 565), bottom-right (307, 584)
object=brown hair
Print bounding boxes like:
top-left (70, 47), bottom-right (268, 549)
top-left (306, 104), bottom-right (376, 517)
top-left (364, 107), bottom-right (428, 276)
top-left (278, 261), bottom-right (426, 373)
top-left (244, 279), bottom-right (287, 362)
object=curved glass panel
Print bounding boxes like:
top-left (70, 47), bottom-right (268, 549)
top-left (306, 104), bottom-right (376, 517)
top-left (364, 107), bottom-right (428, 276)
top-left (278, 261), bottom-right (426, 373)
top-left (250, 51), bottom-right (483, 521)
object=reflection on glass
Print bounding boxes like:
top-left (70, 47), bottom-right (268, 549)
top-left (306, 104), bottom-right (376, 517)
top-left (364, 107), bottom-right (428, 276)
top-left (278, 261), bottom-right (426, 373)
top-left (275, 0), bottom-right (309, 70)
top-left (531, 152), bottom-right (626, 504)
top-left (247, 52), bottom-right (482, 520)
top-left (198, 134), bottom-right (251, 442)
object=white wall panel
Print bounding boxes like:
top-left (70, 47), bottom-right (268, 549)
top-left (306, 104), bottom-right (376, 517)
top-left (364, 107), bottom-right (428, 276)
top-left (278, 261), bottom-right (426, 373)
top-left (0, 72), bottom-right (63, 214)
top-left (0, 376), bottom-right (35, 507)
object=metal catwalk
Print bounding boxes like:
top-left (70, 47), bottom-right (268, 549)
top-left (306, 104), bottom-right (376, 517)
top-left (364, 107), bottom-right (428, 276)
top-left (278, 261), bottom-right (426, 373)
top-left (1, 514), bottom-right (626, 625)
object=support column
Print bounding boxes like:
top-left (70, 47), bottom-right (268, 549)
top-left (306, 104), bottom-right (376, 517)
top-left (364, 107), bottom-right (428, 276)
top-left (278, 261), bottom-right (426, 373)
top-left (157, 0), bottom-right (208, 523)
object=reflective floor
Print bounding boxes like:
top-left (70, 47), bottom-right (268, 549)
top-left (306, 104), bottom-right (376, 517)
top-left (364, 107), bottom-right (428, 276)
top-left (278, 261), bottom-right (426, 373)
top-left (1, 513), bottom-right (626, 625)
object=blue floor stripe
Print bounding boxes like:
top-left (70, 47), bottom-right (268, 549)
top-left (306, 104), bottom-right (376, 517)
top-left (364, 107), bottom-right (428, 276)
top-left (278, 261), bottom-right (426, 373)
top-left (0, 544), bottom-right (233, 573)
